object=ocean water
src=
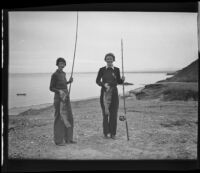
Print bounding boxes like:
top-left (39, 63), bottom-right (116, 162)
top-left (8, 72), bottom-right (169, 109)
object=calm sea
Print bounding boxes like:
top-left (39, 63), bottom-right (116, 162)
top-left (8, 72), bottom-right (170, 109)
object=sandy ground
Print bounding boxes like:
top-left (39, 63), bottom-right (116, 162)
top-left (8, 95), bottom-right (198, 160)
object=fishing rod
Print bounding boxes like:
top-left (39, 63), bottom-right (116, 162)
top-left (69, 12), bottom-right (79, 96)
top-left (119, 38), bottom-right (130, 141)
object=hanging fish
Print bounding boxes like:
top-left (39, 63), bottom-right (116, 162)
top-left (103, 87), bottom-right (113, 115)
top-left (60, 91), bottom-right (71, 128)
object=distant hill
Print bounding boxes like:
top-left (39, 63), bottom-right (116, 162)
top-left (159, 59), bottom-right (198, 83)
top-left (132, 59), bottom-right (199, 101)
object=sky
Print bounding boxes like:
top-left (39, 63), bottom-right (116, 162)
top-left (8, 11), bottom-right (198, 73)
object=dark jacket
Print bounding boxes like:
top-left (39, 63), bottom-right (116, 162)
top-left (96, 66), bottom-right (123, 89)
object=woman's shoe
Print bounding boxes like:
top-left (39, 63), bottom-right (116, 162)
top-left (69, 140), bottom-right (77, 144)
top-left (55, 142), bottom-right (66, 146)
top-left (111, 135), bottom-right (116, 140)
top-left (66, 140), bottom-right (77, 144)
top-left (104, 134), bottom-right (109, 139)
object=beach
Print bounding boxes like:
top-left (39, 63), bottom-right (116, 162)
top-left (8, 94), bottom-right (198, 159)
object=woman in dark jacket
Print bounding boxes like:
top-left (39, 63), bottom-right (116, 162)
top-left (96, 53), bottom-right (125, 139)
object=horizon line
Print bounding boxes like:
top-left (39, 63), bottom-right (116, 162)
top-left (9, 69), bottom-right (178, 74)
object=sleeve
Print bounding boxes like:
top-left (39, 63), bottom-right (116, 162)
top-left (96, 68), bottom-right (104, 87)
top-left (49, 73), bottom-right (59, 93)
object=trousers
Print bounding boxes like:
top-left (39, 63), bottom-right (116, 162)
top-left (100, 87), bottom-right (119, 136)
top-left (53, 92), bottom-right (74, 144)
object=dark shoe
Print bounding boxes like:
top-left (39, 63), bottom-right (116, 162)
top-left (66, 140), bottom-right (77, 144)
top-left (55, 142), bottom-right (66, 146)
top-left (111, 135), bottom-right (116, 140)
top-left (104, 134), bottom-right (109, 139)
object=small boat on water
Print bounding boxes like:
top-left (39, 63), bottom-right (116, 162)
top-left (16, 93), bottom-right (27, 96)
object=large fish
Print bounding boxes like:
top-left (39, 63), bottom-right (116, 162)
top-left (103, 72), bottom-right (116, 115)
top-left (60, 91), bottom-right (71, 128)
top-left (103, 87), bottom-right (113, 115)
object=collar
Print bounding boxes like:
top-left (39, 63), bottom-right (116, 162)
top-left (106, 65), bottom-right (114, 70)
top-left (56, 69), bottom-right (64, 73)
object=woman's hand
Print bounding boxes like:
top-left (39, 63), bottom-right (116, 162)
top-left (59, 90), bottom-right (65, 98)
top-left (104, 83), bottom-right (110, 91)
top-left (59, 90), bottom-right (64, 95)
top-left (69, 77), bottom-right (73, 83)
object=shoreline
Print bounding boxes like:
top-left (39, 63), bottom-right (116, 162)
top-left (9, 85), bottom-right (145, 109)
top-left (8, 85), bottom-right (143, 111)
top-left (8, 81), bottom-right (198, 116)
top-left (8, 86), bottom-right (142, 115)
top-left (8, 96), bottom-right (100, 116)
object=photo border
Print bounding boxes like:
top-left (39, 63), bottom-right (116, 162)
top-left (2, 1), bottom-right (199, 171)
